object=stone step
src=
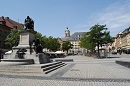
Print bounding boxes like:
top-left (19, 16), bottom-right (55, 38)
top-left (0, 62), bottom-right (66, 73)
top-left (40, 61), bottom-right (62, 68)
top-left (0, 61), bottom-right (66, 74)
top-left (54, 58), bottom-right (73, 62)
top-left (0, 67), bottom-right (43, 73)
top-left (43, 62), bottom-right (65, 71)
top-left (1, 59), bottom-right (34, 65)
top-left (45, 63), bottom-right (66, 74)
top-left (0, 61), bottom-right (62, 69)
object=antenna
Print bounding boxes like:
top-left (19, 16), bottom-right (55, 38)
top-left (18, 19), bottom-right (19, 23)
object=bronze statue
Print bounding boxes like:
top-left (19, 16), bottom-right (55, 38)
top-left (24, 16), bottom-right (34, 30)
top-left (32, 39), bottom-right (43, 54)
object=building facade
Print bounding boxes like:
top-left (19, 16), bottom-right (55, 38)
top-left (0, 16), bottom-right (23, 54)
top-left (115, 32), bottom-right (123, 49)
top-left (58, 28), bottom-right (86, 54)
top-left (114, 26), bottom-right (130, 53)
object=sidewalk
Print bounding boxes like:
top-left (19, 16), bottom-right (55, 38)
top-left (0, 55), bottom-right (130, 86)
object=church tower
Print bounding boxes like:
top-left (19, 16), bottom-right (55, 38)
top-left (65, 27), bottom-right (70, 37)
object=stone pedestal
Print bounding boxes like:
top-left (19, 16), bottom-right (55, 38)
top-left (18, 30), bottom-right (36, 48)
top-left (3, 30), bottom-right (50, 64)
top-left (7, 30), bottom-right (36, 59)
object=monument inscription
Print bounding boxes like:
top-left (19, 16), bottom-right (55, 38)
top-left (21, 34), bottom-right (28, 43)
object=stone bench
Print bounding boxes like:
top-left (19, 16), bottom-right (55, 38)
top-left (54, 58), bottom-right (73, 62)
top-left (115, 60), bottom-right (130, 68)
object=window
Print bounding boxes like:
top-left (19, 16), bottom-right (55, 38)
top-left (0, 30), bottom-right (2, 36)
top-left (0, 41), bottom-right (1, 47)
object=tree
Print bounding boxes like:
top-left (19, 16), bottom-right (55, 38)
top-left (80, 33), bottom-right (96, 50)
top-left (35, 34), bottom-right (60, 51)
top-left (5, 25), bottom-right (24, 48)
top-left (35, 32), bottom-right (43, 41)
top-left (5, 29), bottom-right (20, 48)
top-left (35, 32), bottom-right (45, 47)
top-left (46, 36), bottom-right (60, 51)
top-left (62, 41), bottom-right (73, 53)
top-left (80, 24), bottom-right (112, 58)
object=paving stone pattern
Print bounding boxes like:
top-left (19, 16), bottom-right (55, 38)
top-left (62, 63), bottom-right (130, 79)
top-left (0, 55), bottom-right (130, 86)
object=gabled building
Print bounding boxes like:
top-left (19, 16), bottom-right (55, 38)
top-left (58, 28), bottom-right (86, 54)
top-left (0, 16), bottom-right (23, 54)
top-left (114, 26), bottom-right (130, 53)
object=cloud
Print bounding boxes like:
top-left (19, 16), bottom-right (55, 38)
top-left (94, 0), bottom-right (130, 36)
top-left (73, 0), bottom-right (130, 37)
top-left (72, 24), bottom-right (89, 31)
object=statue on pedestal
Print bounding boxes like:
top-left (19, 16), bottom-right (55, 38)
top-left (24, 16), bottom-right (34, 30)
top-left (32, 39), bottom-right (43, 54)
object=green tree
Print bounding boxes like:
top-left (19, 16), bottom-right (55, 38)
top-left (35, 34), bottom-right (60, 51)
top-left (5, 29), bottom-right (20, 48)
top-left (80, 33), bottom-right (96, 50)
top-left (35, 32), bottom-right (43, 41)
top-left (42, 35), bottom-right (48, 48)
top-left (62, 41), bottom-right (73, 53)
top-left (35, 32), bottom-right (45, 47)
top-left (5, 25), bottom-right (24, 48)
top-left (80, 24), bottom-right (112, 58)
top-left (46, 36), bottom-right (60, 51)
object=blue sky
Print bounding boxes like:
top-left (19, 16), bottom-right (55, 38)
top-left (1, 0), bottom-right (130, 37)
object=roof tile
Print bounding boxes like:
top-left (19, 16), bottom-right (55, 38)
top-left (0, 16), bottom-right (23, 29)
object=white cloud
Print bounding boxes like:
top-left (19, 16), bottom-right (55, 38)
top-left (95, 0), bottom-right (130, 36)
top-left (73, 0), bottom-right (130, 37)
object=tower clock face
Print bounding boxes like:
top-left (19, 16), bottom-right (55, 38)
top-left (66, 31), bottom-right (68, 33)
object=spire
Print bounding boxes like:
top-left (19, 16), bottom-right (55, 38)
top-left (65, 27), bottom-right (70, 37)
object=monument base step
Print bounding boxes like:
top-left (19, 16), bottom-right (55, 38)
top-left (1, 59), bottom-right (34, 65)
top-left (54, 58), bottom-right (73, 62)
top-left (0, 61), bottom-right (66, 75)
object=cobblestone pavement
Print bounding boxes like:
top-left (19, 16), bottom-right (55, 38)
top-left (0, 55), bottom-right (130, 86)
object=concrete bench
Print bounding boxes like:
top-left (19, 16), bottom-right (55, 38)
top-left (116, 60), bottom-right (130, 68)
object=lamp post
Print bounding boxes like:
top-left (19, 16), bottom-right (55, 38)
top-left (0, 45), bottom-right (2, 61)
top-left (119, 32), bottom-right (122, 55)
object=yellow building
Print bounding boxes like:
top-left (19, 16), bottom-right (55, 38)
top-left (114, 27), bottom-right (130, 53)
top-left (58, 28), bottom-right (86, 54)
top-left (121, 34), bottom-right (127, 48)
top-left (115, 32), bottom-right (122, 49)
top-left (126, 31), bottom-right (130, 48)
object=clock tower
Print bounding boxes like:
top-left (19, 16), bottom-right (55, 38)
top-left (65, 27), bottom-right (70, 37)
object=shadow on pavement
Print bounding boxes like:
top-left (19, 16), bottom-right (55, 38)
top-left (97, 56), bottom-right (120, 59)
top-left (106, 57), bottom-right (120, 58)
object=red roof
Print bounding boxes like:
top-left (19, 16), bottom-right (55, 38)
top-left (0, 16), bottom-right (23, 29)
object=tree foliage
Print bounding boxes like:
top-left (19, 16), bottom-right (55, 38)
top-left (6, 30), bottom-right (60, 51)
top-left (80, 24), bottom-right (113, 57)
top-left (5, 25), bottom-right (24, 48)
top-left (45, 36), bottom-right (60, 51)
top-left (80, 34), bottom-right (96, 50)
top-left (62, 41), bottom-right (73, 53)
top-left (35, 33), bottom-right (60, 51)
top-left (35, 32), bottom-right (45, 46)
top-left (5, 29), bottom-right (20, 48)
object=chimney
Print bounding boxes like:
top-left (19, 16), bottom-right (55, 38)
top-left (1, 16), bottom-right (4, 20)
top-left (6, 17), bottom-right (9, 19)
top-left (0, 16), bottom-right (6, 25)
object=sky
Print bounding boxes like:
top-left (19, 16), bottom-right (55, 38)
top-left (1, 0), bottom-right (130, 37)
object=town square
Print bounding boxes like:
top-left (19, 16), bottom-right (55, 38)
top-left (0, 0), bottom-right (130, 86)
